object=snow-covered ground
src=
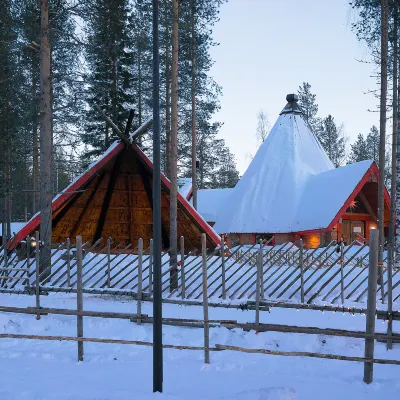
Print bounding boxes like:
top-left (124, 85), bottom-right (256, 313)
top-left (0, 293), bottom-right (399, 399)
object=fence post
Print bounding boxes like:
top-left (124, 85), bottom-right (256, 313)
top-left (66, 238), bottom-right (71, 288)
top-left (221, 236), bottom-right (226, 300)
top-left (340, 240), bottom-right (345, 304)
top-left (35, 231), bottom-right (40, 320)
top-left (107, 237), bottom-right (111, 288)
top-left (26, 236), bottom-right (31, 286)
top-left (149, 239), bottom-right (153, 298)
top-left (300, 238), bottom-right (304, 303)
top-left (180, 236), bottom-right (185, 299)
top-left (364, 229), bottom-right (378, 384)
top-left (137, 238), bottom-right (143, 324)
top-left (201, 233), bottom-right (210, 364)
top-left (76, 236), bottom-right (84, 362)
top-left (255, 240), bottom-right (262, 328)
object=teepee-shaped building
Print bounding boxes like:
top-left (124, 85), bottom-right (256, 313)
top-left (211, 94), bottom-right (390, 248)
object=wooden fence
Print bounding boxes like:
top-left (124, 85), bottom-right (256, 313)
top-left (0, 235), bottom-right (399, 307)
top-left (0, 233), bottom-right (398, 386)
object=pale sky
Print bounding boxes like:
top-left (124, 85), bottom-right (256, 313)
top-left (210, 0), bottom-right (382, 174)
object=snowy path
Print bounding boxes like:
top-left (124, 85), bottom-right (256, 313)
top-left (0, 293), bottom-right (399, 399)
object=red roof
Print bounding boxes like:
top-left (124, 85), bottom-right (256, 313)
top-left (8, 142), bottom-right (220, 250)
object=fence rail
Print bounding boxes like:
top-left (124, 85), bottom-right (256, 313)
top-left (0, 233), bottom-right (398, 388)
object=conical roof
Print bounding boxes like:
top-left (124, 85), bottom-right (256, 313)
top-left (213, 94), bottom-right (334, 234)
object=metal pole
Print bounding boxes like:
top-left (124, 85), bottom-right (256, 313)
top-left (152, 0), bottom-right (163, 392)
top-left (107, 238), bottom-right (111, 288)
top-left (137, 238), bottom-right (143, 324)
top-left (76, 236), bottom-right (84, 362)
top-left (66, 238), bottom-right (71, 288)
top-left (2, 223), bottom-right (7, 269)
top-left (300, 238), bottom-right (304, 303)
top-left (364, 229), bottom-right (378, 384)
top-left (26, 236), bottom-right (31, 286)
top-left (149, 239), bottom-right (153, 298)
top-left (35, 231), bottom-right (40, 320)
top-left (255, 241), bottom-right (262, 328)
top-left (201, 233), bottom-right (210, 364)
top-left (340, 240), bottom-right (345, 304)
top-left (180, 236), bottom-right (185, 299)
top-left (221, 236), bottom-right (226, 299)
top-left (387, 1), bottom-right (398, 350)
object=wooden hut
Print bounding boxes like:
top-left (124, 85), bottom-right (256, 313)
top-left (8, 142), bottom-right (220, 252)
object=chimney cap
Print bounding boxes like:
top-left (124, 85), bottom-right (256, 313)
top-left (286, 94), bottom-right (298, 103)
top-left (280, 93), bottom-right (303, 115)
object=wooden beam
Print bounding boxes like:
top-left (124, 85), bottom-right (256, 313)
top-left (128, 176), bottom-right (134, 246)
top-left (130, 118), bottom-right (153, 142)
top-left (358, 191), bottom-right (378, 221)
top-left (94, 104), bottom-right (130, 145)
top-left (70, 173), bottom-right (105, 238)
top-left (93, 155), bottom-right (122, 242)
top-left (137, 160), bottom-right (169, 248)
top-left (124, 109), bottom-right (135, 137)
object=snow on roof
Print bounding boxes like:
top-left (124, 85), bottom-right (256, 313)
top-left (177, 178), bottom-right (192, 200)
top-left (293, 160), bottom-right (373, 232)
top-left (213, 95), bottom-right (370, 234)
top-left (191, 188), bottom-right (234, 223)
top-left (0, 222), bottom-right (27, 236)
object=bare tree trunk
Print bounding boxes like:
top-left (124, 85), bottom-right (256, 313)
top-left (32, 73), bottom-right (39, 216)
top-left (5, 147), bottom-right (11, 238)
top-left (39, 0), bottom-right (53, 280)
top-left (138, 49), bottom-right (143, 127)
top-left (387, 3), bottom-right (398, 342)
top-left (378, 0), bottom-right (388, 292)
top-left (165, 25), bottom-right (171, 178)
top-left (396, 6), bottom-right (400, 269)
top-left (169, 0), bottom-right (179, 290)
top-left (110, 44), bottom-right (118, 148)
top-left (191, 0), bottom-right (197, 210)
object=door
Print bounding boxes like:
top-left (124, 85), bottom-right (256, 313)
top-left (340, 220), bottom-right (365, 245)
top-left (341, 221), bottom-right (351, 245)
top-left (351, 221), bottom-right (365, 242)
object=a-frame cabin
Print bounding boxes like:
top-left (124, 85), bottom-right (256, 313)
top-left (8, 142), bottom-right (220, 252)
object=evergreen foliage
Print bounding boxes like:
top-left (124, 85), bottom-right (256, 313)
top-left (318, 115), bottom-right (347, 167)
top-left (348, 133), bottom-right (369, 162)
top-left (297, 82), bottom-right (321, 135)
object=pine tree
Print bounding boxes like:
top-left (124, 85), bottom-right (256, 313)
top-left (297, 82), bottom-right (321, 135)
top-left (319, 115), bottom-right (347, 167)
top-left (366, 125), bottom-right (380, 161)
top-left (16, 0), bottom-right (84, 217)
top-left (0, 0), bottom-right (22, 233)
top-left (348, 133), bottom-right (369, 163)
top-left (83, 0), bottom-right (133, 161)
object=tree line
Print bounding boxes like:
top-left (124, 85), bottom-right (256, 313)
top-left (0, 0), bottom-right (239, 226)
top-left (257, 81), bottom-right (392, 184)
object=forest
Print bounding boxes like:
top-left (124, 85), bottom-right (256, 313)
top-left (0, 0), bottom-right (239, 224)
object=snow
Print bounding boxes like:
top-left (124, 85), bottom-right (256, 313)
top-left (0, 222), bottom-right (26, 236)
top-left (191, 188), bottom-right (234, 223)
top-left (294, 160), bottom-right (373, 231)
top-left (0, 292), bottom-right (399, 399)
top-left (213, 106), bottom-right (373, 234)
top-left (177, 177), bottom-right (192, 200)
